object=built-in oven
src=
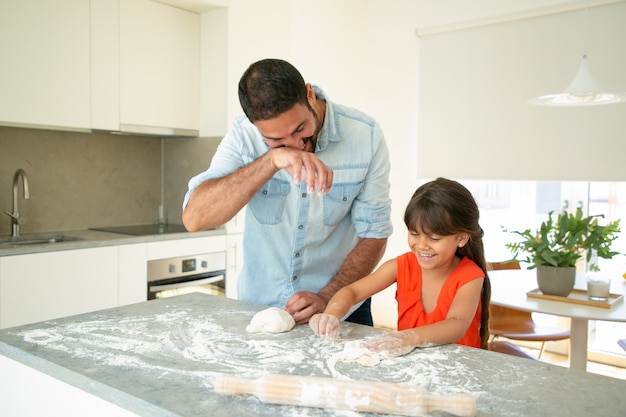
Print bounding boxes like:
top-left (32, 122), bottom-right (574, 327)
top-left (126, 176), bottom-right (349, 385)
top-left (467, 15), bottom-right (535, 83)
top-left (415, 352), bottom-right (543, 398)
top-left (147, 252), bottom-right (226, 300)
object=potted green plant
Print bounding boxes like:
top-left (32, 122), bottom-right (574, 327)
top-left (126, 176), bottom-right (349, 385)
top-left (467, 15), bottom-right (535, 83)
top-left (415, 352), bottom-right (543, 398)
top-left (504, 207), bottom-right (621, 297)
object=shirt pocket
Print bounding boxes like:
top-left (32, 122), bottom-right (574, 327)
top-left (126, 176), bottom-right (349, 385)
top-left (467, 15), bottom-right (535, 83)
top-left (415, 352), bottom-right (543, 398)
top-left (249, 178), bottom-right (290, 225)
top-left (323, 169), bottom-right (365, 226)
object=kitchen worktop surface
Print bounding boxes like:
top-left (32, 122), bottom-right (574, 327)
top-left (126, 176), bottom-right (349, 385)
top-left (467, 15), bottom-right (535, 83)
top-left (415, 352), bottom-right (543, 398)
top-left (0, 226), bottom-right (224, 257)
top-left (1, 293), bottom-right (625, 417)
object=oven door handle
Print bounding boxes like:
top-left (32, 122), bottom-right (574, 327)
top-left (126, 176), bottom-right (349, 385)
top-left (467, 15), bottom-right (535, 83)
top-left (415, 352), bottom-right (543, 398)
top-left (149, 275), bottom-right (224, 293)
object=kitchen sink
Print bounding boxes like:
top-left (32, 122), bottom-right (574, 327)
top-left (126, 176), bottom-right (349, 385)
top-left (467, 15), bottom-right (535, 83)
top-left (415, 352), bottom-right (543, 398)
top-left (0, 233), bottom-right (83, 246)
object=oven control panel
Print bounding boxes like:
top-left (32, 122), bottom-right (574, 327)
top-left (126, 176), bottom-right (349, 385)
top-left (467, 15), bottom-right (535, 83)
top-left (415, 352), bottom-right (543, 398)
top-left (148, 252), bottom-right (226, 282)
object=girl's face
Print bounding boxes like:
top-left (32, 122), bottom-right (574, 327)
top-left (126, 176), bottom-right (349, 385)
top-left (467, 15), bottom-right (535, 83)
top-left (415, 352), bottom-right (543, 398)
top-left (407, 227), bottom-right (468, 271)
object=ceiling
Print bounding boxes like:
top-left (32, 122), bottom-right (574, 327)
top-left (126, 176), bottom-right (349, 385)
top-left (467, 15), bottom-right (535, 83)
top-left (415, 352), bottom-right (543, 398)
top-left (416, 0), bottom-right (624, 36)
top-left (154, 0), bottom-right (227, 13)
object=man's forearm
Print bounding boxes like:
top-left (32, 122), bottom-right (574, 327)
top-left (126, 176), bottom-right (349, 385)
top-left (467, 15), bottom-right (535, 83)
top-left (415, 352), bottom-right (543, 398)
top-left (182, 153), bottom-right (277, 231)
top-left (318, 237), bottom-right (387, 302)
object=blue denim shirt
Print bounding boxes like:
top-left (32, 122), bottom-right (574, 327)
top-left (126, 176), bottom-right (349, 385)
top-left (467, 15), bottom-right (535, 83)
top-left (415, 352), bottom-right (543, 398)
top-left (183, 87), bottom-right (392, 308)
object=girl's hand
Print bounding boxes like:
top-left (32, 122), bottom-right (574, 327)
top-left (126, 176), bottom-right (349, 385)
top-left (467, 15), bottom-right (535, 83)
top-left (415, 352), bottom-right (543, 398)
top-left (309, 313), bottom-right (340, 339)
top-left (363, 332), bottom-right (416, 358)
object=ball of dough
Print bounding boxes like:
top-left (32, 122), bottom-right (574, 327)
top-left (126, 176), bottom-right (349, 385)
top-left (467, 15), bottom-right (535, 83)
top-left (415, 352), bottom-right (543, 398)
top-left (246, 307), bottom-right (296, 333)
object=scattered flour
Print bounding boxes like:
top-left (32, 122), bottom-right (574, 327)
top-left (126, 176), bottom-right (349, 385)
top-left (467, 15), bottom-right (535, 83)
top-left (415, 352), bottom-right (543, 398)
top-left (10, 306), bottom-right (529, 415)
top-left (14, 308), bottom-right (462, 386)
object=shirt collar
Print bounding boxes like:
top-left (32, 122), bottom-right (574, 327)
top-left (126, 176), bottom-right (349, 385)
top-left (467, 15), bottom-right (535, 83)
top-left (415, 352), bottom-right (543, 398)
top-left (312, 85), bottom-right (341, 152)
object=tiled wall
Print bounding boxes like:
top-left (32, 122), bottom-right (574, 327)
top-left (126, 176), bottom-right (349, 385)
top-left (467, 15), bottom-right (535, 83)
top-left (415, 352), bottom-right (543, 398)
top-left (0, 126), bottom-right (220, 235)
top-left (164, 135), bottom-right (220, 226)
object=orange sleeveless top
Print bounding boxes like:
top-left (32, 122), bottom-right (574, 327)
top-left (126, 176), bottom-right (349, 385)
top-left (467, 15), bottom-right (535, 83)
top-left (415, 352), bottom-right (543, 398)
top-left (395, 253), bottom-right (484, 348)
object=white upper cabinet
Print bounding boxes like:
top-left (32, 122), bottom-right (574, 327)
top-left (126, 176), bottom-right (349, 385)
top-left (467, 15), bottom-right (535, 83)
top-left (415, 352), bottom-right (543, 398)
top-left (120, 0), bottom-right (200, 135)
top-left (199, 7), bottom-right (228, 137)
top-left (92, 0), bottom-right (201, 136)
top-left (0, 0), bottom-right (201, 136)
top-left (0, 0), bottom-right (91, 131)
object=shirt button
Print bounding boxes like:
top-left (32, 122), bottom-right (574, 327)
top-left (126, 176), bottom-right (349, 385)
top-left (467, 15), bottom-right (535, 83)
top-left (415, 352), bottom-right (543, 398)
top-left (343, 196), bottom-right (347, 201)
top-left (262, 190), bottom-right (268, 195)
top-left (301, 193), bottom-right (307, 198)
top-left (295, 252), bottom-right (301, 258)
top-left (292, 276), bottom-right (298, 282)
top-left (298, 225), bottom-right (303, 230)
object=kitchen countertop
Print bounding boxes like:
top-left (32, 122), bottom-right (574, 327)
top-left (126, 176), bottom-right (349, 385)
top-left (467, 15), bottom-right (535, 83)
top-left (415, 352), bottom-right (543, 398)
top-left (0, 226), bottom-right (225, 257)
top-left (1, 293), bottom-right (624, 417)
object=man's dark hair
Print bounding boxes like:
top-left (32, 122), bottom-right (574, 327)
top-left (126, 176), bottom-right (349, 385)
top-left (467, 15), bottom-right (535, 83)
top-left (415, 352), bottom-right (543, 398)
top-left (238, 59), bottom-right (308, 122)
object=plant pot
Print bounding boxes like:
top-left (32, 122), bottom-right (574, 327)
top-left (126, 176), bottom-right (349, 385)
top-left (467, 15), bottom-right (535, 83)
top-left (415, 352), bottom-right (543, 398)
top-left (536, 266), bottom-right (576, 297)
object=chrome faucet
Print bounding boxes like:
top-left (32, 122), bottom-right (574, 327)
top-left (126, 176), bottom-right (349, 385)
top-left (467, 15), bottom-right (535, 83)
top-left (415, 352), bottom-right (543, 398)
top-left (4, 169), bottom-right (30, 237)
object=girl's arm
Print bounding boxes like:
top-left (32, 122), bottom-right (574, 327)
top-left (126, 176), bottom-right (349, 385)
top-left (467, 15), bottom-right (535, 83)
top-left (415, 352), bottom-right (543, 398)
top-left (309, 259), bottom-right (398, 338)
top-left (365, 278), bottom-right (484, 356)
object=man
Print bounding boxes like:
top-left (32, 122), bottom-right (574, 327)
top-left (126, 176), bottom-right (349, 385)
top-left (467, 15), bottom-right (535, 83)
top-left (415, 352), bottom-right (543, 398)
top-left (182, 59), bottom-right (392, 325)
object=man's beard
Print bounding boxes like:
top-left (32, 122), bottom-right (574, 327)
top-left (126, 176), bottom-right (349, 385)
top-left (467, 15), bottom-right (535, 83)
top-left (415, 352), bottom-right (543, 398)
top-left (305, 104), bottom-right (322, 152)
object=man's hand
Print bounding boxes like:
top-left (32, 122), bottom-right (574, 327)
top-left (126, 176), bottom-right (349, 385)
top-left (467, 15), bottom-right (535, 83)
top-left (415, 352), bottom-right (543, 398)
top-left (269, 147), bottom-right (333, 196)
top-left (284, 290), bottom-right (328, 324)
top-left (309, 313), bottom-right (341, 338)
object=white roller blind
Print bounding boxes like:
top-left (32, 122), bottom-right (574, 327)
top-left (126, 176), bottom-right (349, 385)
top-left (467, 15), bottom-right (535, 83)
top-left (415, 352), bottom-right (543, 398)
top-left (416, 2), bottom-right (626, 181)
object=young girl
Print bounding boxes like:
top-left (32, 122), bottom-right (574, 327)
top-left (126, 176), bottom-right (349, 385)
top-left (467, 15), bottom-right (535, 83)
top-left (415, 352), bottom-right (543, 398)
top-left (309, 177), bottom-right (491, 357)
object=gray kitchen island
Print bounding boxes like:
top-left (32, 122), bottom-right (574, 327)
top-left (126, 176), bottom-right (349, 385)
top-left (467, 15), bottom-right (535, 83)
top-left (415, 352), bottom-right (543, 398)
top-left (0, 293), bottom-right (624, 417)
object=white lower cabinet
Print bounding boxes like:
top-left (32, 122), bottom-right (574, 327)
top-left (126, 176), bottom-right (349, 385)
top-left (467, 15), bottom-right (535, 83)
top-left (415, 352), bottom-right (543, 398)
top-left (0, 235), bottom-right (230, 329)
top-left (0, 355), bottom-right (140, 417)
top-left (0, 247), bottom-right (118, 329)
top-left (146, 235), bottom-right (225, 261)
top-left (226, 233), bottom-right (243, 300)
top-left (117, 243), bottom-right (148, 306)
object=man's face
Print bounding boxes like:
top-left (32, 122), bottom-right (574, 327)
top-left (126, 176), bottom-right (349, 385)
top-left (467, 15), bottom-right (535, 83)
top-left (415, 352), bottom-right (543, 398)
top-left (254, 102), bottom-right (319, 153)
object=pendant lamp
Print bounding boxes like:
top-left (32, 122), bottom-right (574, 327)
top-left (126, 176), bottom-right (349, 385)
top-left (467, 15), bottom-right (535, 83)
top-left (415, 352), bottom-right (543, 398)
top-left (528, 1), bottom-right (626, 107)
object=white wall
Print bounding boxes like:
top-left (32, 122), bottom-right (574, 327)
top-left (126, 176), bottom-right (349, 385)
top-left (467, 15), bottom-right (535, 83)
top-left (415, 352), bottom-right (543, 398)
top-left (417, 0), bottom-right (626, 181)
top-left (219, 0), bottom-right (626, 328)
top-left (223, 0), bottom-right (420, 327)
top-left (289, 1), bottom-right (369, 108)
top-left (362, 0), bottom-right (421, 327)
top-left (225, 0), bottom-right (292, 122)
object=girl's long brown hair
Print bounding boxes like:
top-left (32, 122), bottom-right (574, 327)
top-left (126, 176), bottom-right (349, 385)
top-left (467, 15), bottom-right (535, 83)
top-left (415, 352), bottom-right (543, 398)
top-left (404, 178), bottom-right (491, 349)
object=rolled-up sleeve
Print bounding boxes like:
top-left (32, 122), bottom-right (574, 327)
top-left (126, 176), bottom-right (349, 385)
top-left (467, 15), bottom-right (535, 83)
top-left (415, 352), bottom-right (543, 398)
top-left (182, 117), bottom-right (255, 210)
top-left (352, 123), bottom-right (393, 238)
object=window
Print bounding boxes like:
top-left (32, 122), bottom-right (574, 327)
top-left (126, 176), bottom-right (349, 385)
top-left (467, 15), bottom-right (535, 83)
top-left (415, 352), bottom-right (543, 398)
top-left (461, 179), bottom-right (626, 362)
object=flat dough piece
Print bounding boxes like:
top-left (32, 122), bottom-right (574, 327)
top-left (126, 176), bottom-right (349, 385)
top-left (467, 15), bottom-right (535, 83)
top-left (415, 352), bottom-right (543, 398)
top-left (340, 340), bottom-right (381, 367)
top-left (246, 307), bottom-right (296, 333)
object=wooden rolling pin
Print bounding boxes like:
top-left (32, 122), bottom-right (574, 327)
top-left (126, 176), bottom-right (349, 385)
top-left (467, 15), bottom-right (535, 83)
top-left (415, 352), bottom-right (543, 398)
top-left (214, 373), bottom-right (476, 417)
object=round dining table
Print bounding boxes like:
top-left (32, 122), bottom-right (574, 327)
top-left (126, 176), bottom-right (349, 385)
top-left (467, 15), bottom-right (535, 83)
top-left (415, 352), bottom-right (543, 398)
top-left (489, 268), bottom-right (626, 371)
